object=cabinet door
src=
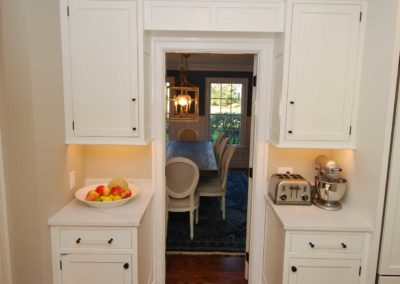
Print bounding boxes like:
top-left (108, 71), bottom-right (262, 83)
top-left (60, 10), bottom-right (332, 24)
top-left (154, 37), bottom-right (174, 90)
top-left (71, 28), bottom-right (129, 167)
top-left (286, 4), bottom-right (361, 142)
top-left (68, 0), bottom-right (138, 137)
top-left (288, 258), bottom-right (360, 284)
top-left (61, 254), bottom-right (132, 284)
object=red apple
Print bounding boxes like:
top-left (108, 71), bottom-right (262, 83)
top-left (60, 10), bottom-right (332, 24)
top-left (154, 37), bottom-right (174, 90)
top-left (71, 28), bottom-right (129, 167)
top-left (121, 188), bottom-right (132, 199)
top-left (95, 185), bottom-right (110, 197)
top-left (111, 185), bottom-right (122, 196)
top-left (86, 190), bottom-right (99, 201)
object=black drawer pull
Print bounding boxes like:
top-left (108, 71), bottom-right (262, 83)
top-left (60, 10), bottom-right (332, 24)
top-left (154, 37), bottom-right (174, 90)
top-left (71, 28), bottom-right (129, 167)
top-left (76, 238), bottom-right (81, 244)
top-left (291, 266), bottom-right (297, 272)
top-left (123, 263), bottom-right (129, 269)
top-left (108, 238), bottom-right (114, 244)
top-left (309, 242), bottom-right (315, 248)
top-left (341, 243), bottom-right (347, 249)
top-left (288, 130), bottom-right (293, 134)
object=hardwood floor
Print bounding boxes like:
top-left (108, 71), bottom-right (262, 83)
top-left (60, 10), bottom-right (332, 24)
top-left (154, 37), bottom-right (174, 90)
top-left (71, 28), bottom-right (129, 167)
top-left (166, 254), bottom-right (248, 284)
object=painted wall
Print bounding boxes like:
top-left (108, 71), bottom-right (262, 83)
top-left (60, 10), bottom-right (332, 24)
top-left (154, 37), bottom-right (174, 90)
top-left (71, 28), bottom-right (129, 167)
top-left (332, 0), bottom-right (400, 282)
top-left (0, 0), bottom-right (86, 283)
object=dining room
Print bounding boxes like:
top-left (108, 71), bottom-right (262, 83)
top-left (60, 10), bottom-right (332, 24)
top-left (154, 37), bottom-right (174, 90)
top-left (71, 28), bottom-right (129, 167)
top-left (164, 52), bottom-right (256, 280)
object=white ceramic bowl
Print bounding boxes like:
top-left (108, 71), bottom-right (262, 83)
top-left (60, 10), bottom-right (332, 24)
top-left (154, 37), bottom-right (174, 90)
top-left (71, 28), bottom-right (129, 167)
top-left (75, 184), bottom-right (139, 208)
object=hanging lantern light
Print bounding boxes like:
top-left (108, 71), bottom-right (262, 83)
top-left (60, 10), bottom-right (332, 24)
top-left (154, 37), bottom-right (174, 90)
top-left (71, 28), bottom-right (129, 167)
top-left (168, 54), bottom-right (199, 121)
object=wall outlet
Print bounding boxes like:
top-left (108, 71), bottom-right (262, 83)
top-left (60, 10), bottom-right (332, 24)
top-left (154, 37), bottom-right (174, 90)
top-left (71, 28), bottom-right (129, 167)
top-left (277, 167), bottom-right (293, 174)
top-left (69, 171), bottom-right (76, 190)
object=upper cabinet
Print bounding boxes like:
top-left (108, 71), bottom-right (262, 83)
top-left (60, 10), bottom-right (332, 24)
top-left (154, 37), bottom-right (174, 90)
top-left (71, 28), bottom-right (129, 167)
top-left (144, 0), bottom-right (284, 32)
top-left (270, 2), bottom-right (366, 149)
top-left (60, 0), bottom-right (151, 145)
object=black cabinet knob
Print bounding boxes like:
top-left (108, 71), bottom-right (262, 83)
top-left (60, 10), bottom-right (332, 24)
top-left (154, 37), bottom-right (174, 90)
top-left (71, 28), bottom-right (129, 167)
top-left (108, 238), bottom-right (113, 244)
top-left (288, 130), bottom-right (293, 134)
top-left (123, 263), bottom-right (129, 269)
top-left (309, 242), bottom-right (315, 248)
top-left (341, 243), bottom-right (347, 248)
top-left (76, 238), bottom-right (81, 244)
top-left (132, 127), bottom-right (137, 131)
top-left (291, 266), bottom-right (297, 272)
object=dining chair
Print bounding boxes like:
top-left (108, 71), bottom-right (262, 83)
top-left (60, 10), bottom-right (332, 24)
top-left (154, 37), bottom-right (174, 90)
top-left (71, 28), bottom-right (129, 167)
top-left (197, 146), bottom-right (236, 220)
top-left (165, 157), bottom-right (200, 240)
top-left (213, 133), bottom-right (224, 152)
top-left (177, 128), bottom-right (199, 141)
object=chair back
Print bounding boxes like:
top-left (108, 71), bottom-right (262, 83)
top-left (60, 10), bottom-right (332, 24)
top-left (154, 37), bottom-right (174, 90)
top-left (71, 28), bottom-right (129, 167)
top-left (220, 146), bottom-right (236, 189)
top-left (165, 157), bottom-right (199, 199)
top-left (213, 133), bottom-right (224, 152)
top-left (216, 138), bottom-right (228, 165)
top-left (177, 128), bottom-right (199, 141)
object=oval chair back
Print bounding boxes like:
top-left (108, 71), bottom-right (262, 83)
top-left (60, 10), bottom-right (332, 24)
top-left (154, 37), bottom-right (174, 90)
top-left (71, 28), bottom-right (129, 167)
top-left (165, 157), bottom-right (199, 199)
top-left (213, 133), bottom-right (224, 152)
top-left (177, 128), bottom-right (199, 141)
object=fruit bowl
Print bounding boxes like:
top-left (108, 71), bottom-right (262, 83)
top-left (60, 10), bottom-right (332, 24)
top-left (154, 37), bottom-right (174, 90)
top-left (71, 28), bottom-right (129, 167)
top-left (75, 184), bottom-right (139, 208)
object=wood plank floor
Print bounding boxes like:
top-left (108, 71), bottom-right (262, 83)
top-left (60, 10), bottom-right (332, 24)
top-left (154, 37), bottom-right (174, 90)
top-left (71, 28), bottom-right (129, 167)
top-left (166, 254), bottom-right (248, 284)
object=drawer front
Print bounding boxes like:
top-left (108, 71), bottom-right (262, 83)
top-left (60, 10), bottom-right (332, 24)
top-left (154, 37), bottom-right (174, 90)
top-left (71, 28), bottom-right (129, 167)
top-left (60, 228), bottom-right (132, 249)
top-left (290, 232), bottom-right (364, 254)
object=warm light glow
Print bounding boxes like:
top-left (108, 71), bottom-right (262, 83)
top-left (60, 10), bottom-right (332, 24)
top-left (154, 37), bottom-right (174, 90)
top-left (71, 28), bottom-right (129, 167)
top-left (177, 95), bottom-right (191, 106)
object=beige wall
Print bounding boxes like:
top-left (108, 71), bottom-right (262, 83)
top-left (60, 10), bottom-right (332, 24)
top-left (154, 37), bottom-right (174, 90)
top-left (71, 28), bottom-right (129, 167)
top-left (83, 145), bottom-right (152, 179)
top-left (0, 0), bottom-right (86, 283)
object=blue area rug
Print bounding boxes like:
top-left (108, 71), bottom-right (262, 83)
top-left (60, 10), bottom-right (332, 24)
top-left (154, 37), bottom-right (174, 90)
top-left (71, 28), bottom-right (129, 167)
top-left (166, 170), bottom-right (248, 252)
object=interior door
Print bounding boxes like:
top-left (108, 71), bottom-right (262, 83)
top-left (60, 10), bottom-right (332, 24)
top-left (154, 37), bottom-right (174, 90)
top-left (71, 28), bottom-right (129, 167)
top-left (68, 0), bottom-right (139, 137)
top-left (245, 54), bottom-right (258, 280)
top-left (61, 254), bottom-right (132, 284)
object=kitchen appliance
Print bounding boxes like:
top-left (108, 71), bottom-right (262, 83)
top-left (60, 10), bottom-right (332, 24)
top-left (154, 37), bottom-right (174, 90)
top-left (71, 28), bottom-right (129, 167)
top-left (314, 155), bottom-right (348, 210)
top-left (268, 174), bottom-right (312, 205)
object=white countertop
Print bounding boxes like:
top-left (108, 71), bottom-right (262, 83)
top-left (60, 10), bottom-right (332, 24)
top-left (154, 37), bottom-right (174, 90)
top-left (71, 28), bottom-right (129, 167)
top-left (48, 179), bottom-right (154, 227)
top-left (265, 192), bottom-right (372, 232)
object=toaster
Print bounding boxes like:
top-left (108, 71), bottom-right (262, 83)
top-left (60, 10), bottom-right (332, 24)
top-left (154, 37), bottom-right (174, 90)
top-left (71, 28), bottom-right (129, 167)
top-left (268, 174), bottom-right (312, 205)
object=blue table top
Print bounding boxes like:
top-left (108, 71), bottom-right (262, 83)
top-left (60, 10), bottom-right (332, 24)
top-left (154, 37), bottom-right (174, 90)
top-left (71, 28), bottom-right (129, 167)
top-left (166, 141), bottom-right (218, 172)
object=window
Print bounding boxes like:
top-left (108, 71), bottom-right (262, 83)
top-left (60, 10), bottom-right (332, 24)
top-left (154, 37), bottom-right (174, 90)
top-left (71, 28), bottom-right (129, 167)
top-left (206, 78), bottom-right (248, 146)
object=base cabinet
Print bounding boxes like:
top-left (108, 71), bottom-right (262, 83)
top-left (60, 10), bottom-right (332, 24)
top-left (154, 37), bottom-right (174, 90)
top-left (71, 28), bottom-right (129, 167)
top-left (288, 258), bottom-right (360, 284)
top-left (60, 254), bottom-right (132, 284)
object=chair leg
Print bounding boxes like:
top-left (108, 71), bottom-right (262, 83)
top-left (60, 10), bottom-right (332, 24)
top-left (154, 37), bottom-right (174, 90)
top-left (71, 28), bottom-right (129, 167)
top-left (190, 211), bottom-right (194, 240)
top-left (222, 196), bottom-right (226, 221)
top-left (195, 208), bottom-right (199, 224)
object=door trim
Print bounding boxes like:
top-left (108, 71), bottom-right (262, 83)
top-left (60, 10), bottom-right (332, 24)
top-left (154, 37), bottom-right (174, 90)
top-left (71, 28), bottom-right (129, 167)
top-left (151, 35), bottom-right (273, 283)
top-left (0, 131), bottom-right (12, 284)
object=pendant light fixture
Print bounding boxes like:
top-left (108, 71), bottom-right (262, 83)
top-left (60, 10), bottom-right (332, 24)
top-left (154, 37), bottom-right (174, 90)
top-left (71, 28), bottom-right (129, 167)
top-left (167, 54), bottom-right (199, 121)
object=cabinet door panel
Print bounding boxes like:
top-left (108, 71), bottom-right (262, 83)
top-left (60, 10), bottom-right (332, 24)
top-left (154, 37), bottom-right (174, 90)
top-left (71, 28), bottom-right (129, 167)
top-left (286, 4), bottom-right (361, 141)
top-left (61, 254), bottom-right (131, 284)
top-left (289, 258), bottom-right (360, 284)
top-left (69, 0), bottom-right (138, 137)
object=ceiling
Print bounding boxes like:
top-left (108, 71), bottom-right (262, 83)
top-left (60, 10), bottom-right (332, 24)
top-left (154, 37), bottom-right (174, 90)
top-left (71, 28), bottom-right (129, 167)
top-left (166, 53), bottom-right (254, 72)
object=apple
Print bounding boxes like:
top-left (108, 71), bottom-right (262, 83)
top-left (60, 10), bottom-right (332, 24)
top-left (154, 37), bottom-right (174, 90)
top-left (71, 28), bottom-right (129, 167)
top-left (110, 185), bottom-right (122, 196)
top-left (86, 190), bottom-right (99, 201)
top-left (100, 195), bottom-right (113, 202)
top-left (95, 185), bottom-right (110, 197)
top-left (121, 188), bottom-right (132, 199)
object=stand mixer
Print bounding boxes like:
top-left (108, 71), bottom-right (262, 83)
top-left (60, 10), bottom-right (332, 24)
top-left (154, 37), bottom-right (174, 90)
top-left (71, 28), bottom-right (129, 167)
top-left (313, 155), bottom-right (348, 210)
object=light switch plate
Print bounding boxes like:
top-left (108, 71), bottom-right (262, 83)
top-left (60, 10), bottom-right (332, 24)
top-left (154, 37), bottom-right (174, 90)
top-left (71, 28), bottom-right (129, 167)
top-left (69, 171), bottom-right (76, 190)
top-left (277, 167), bottom-right (293, 174)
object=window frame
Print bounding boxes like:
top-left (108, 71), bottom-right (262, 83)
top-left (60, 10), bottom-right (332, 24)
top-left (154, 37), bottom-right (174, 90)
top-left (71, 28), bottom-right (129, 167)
top-left (205, 77), bottom-right (248, 147)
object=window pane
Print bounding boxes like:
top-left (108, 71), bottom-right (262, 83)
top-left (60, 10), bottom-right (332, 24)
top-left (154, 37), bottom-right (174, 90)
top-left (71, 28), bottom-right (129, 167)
top-left (210, 98), bottom-right (221, 114)
top-left (221, 84), bottom-right (232, 99)
top-left (232, 84), bottom-right (242, 100)
top-left (211, 83), bottom-right (221, 98)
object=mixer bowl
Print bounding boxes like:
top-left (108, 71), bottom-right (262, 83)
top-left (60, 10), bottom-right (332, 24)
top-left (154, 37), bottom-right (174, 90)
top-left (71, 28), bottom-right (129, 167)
top-left (315, 176), bottom-right (347, 202)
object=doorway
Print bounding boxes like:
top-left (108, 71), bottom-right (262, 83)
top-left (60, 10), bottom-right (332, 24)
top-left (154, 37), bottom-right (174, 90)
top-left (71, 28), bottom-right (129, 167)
top-left (165, 53), bottom-right (254, 265)
top-left (151, 36), bottom-right (274, 284)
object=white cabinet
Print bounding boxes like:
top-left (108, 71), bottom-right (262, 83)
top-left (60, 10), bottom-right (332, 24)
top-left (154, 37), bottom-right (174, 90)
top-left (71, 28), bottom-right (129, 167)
top-left (270, 2), bottom-right (366, 148)
top-left (60, 0), bottom-right (151, 145)
top-left (60, 254), bottom-right (132, 284)
top-left (144, 1), bottom-right (284, 32)
top-left (263, 198), bottom-right (371, 284)
top-left (288, 258), bottom-right (360, 284)
top-left (49, 180), bottom-right (154, 284)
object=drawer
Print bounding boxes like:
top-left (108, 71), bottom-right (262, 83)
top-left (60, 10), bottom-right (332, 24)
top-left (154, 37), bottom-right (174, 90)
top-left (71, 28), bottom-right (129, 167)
top-left (60, 228), bottom-right (132, 249)
top-left (290, 232), bottom-right (364, 254)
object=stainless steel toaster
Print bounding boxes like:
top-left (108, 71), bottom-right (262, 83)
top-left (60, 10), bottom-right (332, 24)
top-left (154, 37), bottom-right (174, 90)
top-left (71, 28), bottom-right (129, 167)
top-left (268, 174), bottom-right (312, 205)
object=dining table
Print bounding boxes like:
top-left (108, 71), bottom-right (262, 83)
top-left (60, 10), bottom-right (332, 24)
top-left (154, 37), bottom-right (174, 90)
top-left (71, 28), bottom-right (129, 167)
top-left (166, 140), bottom-right (218, 173)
